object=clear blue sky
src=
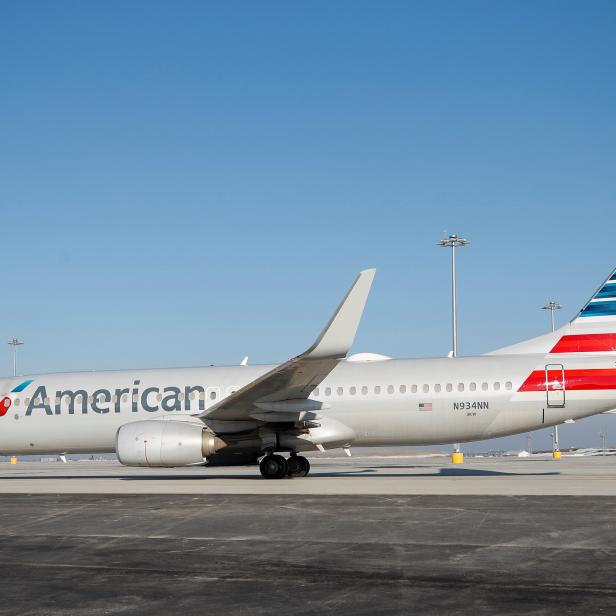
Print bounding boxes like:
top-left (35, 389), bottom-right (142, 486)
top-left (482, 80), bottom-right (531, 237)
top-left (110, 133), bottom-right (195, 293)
top-left (1, 1), bottom-right (615, 450)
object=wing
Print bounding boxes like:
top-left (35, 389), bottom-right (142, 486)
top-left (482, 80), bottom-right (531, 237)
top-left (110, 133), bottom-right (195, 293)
top-left (199, 269), bottom-right (376, 422)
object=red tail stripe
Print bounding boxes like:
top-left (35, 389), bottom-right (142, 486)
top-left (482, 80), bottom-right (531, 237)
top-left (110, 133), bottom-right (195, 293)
top-left (550, 333), bottom-right (616, 353)
top-left (519, 368), bottom-right (616, 392)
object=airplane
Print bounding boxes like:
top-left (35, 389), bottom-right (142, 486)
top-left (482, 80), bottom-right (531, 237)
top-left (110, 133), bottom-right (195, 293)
top-left (1, 267), bottom-right (615, 479)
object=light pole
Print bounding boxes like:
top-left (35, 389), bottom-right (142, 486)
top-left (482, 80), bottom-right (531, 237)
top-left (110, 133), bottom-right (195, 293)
top-left (542, 301), bottom-right (563, 457)
top-left (437, 234), bottom-right (470, 464)
top-left (600, 431), bottom-right (607, 456)
top-left (437, 234), bottom-right (470, 357)
top-left (542, 301), bottom-right (562, 333)
top-left (526, 433), bottom-right (533, 455)
top-left (8, 338), bottom-right (24, 377)
top-left (552, 425), bottom-right (561, 457)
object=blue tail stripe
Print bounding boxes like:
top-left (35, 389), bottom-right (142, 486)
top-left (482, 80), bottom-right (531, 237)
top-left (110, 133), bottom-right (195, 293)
top-left (580, 301), bottom-right (616, 317)
top-left (595, 285), bottom-right (616, 299)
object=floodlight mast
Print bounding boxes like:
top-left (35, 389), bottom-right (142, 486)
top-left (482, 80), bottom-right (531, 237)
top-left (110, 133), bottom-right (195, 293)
top-left (600, 431), bottom-right (607, 456)
top-left (8, 338), bottom-right (24, 377)
top-left (542, 301), bottom-right (562, 333)
top-left (437, 234), bottom-right (470, 357)
top-left (541, 301), bottom-right (563, 455)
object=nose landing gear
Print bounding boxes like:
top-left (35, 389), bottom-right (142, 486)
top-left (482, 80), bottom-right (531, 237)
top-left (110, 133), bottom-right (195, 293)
top-left (259, 453), bottom-right (311, 479)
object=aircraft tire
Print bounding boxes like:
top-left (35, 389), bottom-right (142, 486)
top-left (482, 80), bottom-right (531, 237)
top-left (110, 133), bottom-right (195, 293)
top-left (287, 455), bottom-right (310, 478)
top-left (260, 454), bottom-right (288, 479)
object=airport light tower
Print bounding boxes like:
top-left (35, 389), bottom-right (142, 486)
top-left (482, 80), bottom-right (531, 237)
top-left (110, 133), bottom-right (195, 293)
top-left (600, 431), bottom-right (607, 456)
top-left (437, 234), bottom-right (470, 357)
top-left (8, 338), bottom-right (24, 377)
top-left (542, 301), bottom-right (562, 333)
top-left (438, 233), bottom-right (470, 464)
top-left (542, 301), bottom-right (563, 458)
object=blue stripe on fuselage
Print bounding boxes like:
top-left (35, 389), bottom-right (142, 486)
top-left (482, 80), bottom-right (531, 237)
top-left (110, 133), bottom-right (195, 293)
top-left (11, 379), bottom-right (34, 392)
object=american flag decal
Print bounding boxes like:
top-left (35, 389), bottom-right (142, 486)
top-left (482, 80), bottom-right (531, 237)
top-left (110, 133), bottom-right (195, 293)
top-left (418, 402), bottom-right (432, 411)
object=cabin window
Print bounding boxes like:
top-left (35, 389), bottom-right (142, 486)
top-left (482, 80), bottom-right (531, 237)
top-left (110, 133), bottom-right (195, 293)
top-left (313, 388), bottom-right (320, 396)
top-left (199, 392), bottom-right (206, 400)
top-left (494, 382), bottom-right (501, 391)
top-left (374, 386), bottom-right (381, 395)
top-left (122, 394), bottom-right (128, 403)
top-left (387, 385), bottom-right (394, 394)
top-left (325, 387), bottom-right (332, 396)
top-left (209, 391), bottom-right (217, 400)
top-left (481, 382), bottom-right (488, 391)
top-left (361, 386), bottom-right (368, 395)
top-left (458, 383), bottom-right (464, 392)
top-left (505, 381), bottom-right (512, 390)
top-left (25, 397), bottom-right (30, 405)
top-left (399, 385), bottom-right (406, 394)
top-left (422, 384), bottom-right (429, 393)
top-left (337, 387), bottom-right (343, 396)
top-left (446, 383), bottom-right (453, 392)
top-left (88, 396), bottom-right (94, 404)
top-left (156, 393), bottom-right (162, 401)
top-left (411, 384), bottom-right (418, 393)
top-left (434, 384), bottom-right (441, 393)
top-left (350, 386), bottom-right (356, 395)
top-left (14, 398), bottom-right (20, 406)
top-left (470, 382), bottom-right (477, 392)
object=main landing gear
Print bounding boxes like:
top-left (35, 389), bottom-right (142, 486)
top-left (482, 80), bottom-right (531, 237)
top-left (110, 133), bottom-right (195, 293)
top-left (259, 453), bottom-right (311, 479)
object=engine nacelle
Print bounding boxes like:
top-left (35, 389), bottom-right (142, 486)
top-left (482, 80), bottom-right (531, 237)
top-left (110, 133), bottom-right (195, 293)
top-left (116, 420), bottom-right (226, 467)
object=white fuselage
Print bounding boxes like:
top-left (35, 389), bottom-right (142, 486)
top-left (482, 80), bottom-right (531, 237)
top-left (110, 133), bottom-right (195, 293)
top-left (0, 353), bottom-right (613, 455)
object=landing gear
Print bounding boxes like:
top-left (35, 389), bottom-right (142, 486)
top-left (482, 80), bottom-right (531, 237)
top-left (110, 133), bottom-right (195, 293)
top-left (287, 455), bottom-right (310, 478)
top-left (259, 454), bottom-right (288, 479)
top-left (259, 454), bottom-right (311, 479)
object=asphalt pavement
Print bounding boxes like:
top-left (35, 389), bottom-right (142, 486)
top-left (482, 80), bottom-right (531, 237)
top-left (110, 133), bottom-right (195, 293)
top-left (1, 492), bottom-right (615, 615)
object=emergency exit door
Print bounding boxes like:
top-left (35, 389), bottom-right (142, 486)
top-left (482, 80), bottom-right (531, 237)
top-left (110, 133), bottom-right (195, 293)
top-left (545, 363), bottom-right (565, 408)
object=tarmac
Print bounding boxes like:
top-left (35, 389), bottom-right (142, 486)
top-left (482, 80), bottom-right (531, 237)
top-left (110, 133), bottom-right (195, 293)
top-left (1, 456), bottom-right (615, 615)
top-left (1, 454), bottom-right (616, 495)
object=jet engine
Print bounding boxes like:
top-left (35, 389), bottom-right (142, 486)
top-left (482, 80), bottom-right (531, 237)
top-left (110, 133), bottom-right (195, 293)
top-left (116, 420), bottom-right (226, 467)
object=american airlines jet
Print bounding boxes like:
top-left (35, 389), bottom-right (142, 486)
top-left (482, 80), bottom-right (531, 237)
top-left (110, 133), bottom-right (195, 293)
top-left (1, 268), bottom-right (616, 479)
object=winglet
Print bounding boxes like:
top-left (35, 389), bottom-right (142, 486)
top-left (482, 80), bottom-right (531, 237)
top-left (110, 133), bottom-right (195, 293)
top-left (303, 269), bottom-right (376, 360)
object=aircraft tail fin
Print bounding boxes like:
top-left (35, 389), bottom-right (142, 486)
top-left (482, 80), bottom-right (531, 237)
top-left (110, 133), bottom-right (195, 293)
top-left (571, 267), bottom-right (616, 324)
top-left (488, 266), bottom-right (616, 355)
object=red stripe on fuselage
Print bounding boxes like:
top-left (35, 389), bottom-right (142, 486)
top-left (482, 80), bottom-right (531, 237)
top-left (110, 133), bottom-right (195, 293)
top-left (550, 333), bottom-right (616, 353)
top-left (519, 368), bottom-right (616, 392)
